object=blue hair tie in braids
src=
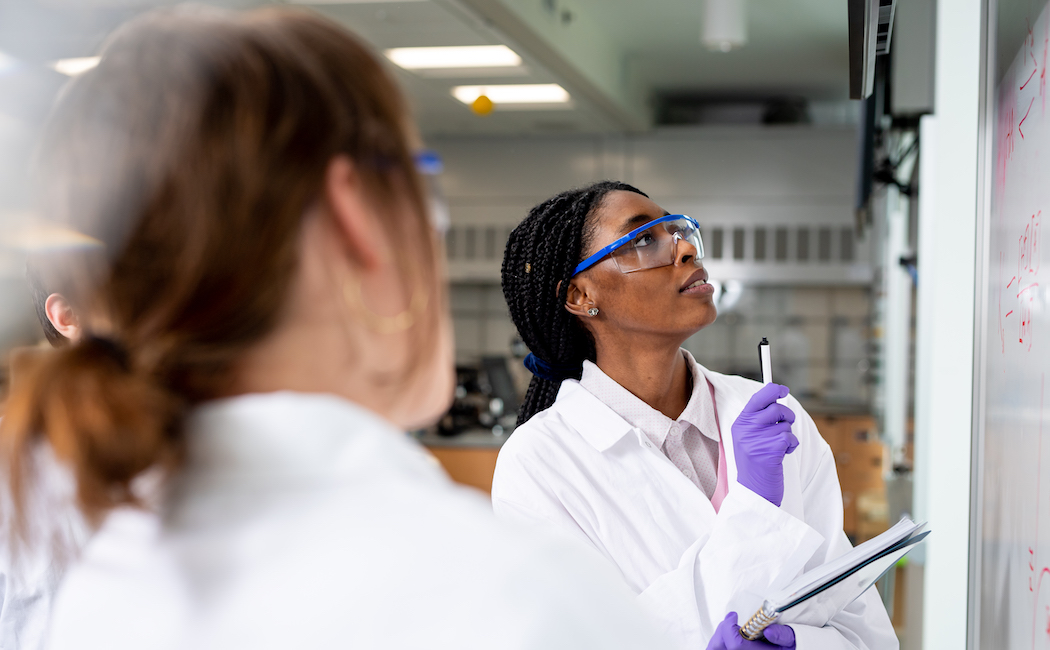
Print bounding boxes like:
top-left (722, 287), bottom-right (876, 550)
top-left (523, 353), bottom-right (579, 382)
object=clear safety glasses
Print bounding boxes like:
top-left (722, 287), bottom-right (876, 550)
top-left (573, 215), bottom-right (704, 276)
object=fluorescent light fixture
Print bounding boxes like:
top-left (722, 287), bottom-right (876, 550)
top-left (386, 45), bottom-right (521, 70)
top-left (51, 56), bottom-right (101, 76)
top-left (703, 0), bottom-right (747, 52)
top-left (452, 84), bottom-right (570, 107)
top-left (5, 223), bottom-right (102, 252)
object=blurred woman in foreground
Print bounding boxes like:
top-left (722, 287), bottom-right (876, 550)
top-left (0, 8), bottom-right (669, 649)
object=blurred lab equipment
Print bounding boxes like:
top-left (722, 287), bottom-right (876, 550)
top-left (438, 356), bottom-right (519, 436)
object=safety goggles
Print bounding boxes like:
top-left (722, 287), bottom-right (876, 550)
top-left (573, 214), bottom-right (704, 276)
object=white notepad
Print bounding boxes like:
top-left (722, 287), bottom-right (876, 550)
top-left (739, 517), bottom-right (929, 640)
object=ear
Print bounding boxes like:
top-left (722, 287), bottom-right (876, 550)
top-left (323, 155), bottom-right (385, 272)
top-left (44, 293), bottom-right (81, 342)
top-left (563, 278), bottom-right (597, 318)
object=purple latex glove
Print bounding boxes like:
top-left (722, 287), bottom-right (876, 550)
top-left (731, 383), bottom-right (799, 507)
top-left (706, 613), bottom-right (796, 649)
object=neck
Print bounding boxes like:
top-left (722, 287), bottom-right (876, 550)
top-left (593, 336), bottom-right (691, 420)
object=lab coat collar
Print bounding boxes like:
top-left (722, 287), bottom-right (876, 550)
top-left (554, 380), bottom-right (637, 452)
top-left (555, 359), bottom-right (753, 484)
top-left (678, 350), bottom-right (722, 443)
top-left (183, 391), bottom-right (441, 486)
top-left (578, 351), bottom-right (719, 448)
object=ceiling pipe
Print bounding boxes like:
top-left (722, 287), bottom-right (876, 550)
top-left (703, 0), bottom-right (747, 52)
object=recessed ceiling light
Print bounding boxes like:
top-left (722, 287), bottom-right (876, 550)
top-left (51, 56), bottom-right (101, 76)
top-left (452, 84), bottom-right (571, 107)
top-left (386, 45), bottom-right (522, 70)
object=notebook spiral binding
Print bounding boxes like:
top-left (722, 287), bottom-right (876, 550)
top-left (739, 605), bottom-right (780, 641)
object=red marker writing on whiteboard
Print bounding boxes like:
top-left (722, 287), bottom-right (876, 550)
top-left (758, 337), bottom-right (772, 385)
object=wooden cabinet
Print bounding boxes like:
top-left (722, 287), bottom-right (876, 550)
top-left (810, 415), bottom-right (888, 543)
top-left (424, 441), bottom-right (502, 494)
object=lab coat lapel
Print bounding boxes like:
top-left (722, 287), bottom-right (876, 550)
top-left (557, 380), bottom-right (720, 521)
top-left (696, 367), bottom-right (747, 489)
top-left (698, 365), bottom-right (807, 521)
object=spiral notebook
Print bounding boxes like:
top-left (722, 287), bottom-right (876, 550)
top-left (739, 517), bottom-right (929, 641)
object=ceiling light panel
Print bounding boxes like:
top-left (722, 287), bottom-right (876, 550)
top-left (386, 45), bottom-right (521, 70)
top-left (51, 56), bottom-right (100, 76)
top-left (452, 84), bottom-right (571, 108)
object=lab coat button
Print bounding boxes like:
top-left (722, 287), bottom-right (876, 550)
top-left (644, 441), bottom-right (652, 448)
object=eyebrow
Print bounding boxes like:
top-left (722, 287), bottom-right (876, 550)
top-left (617, 211), bottom-right (671, 235)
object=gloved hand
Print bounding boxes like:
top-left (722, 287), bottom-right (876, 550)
top-left (706, 612), bottom-right (796, 649)
top-left (732, 383), bottom-right (799, 507)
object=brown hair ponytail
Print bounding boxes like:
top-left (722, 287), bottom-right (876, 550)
top-left (1, 6), bottom-right (438, 543)
top-left (2, 338), bottom-right (181, 532)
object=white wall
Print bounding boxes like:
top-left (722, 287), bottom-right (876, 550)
top-left (432, 126), bottom-right (870, 284)
top-left (914, 0), bottom-right (983, 647)
top-left (431, 126), bottom-right (860, 229)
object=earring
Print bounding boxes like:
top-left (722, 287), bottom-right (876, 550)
top-left (344, 279), bottom-right (429, 335)
top-left (587, 307), bottom-right (599, 317)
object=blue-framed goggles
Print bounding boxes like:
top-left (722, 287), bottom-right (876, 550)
top-left (573, 214), bottom-right (704, 276)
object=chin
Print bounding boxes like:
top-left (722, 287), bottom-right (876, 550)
top-left (689, 304), bottom-right (718, 330)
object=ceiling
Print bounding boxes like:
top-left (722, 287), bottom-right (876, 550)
top-left (0, 0), bottom-right (853, 138)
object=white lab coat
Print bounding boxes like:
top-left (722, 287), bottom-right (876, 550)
top-left (491, 362), bottom-right (899, 650)
top-left (0, 438), bottom-right (87, 650)
top-left (44, 391), bottom-right (673, 650)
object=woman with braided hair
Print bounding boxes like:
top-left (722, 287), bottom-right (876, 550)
top-left (493, 182), bottom-right (898, 650)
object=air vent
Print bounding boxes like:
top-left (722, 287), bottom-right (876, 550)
top-left (445, 222), bottom-right (872, 285)
top-left (849, 0), bottom-right (896, 99)
top-left (875, 0), bottom-right (896, 55)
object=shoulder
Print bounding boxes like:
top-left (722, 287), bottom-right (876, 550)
top-left (497, 381), bottom-right (593, 465)
top-left (52, 479), bottom-right (668, 649)
top-left (492, 381), bottom-right (625, 512)
top-left (493, 404), bottom-right (577, 500)
top-left (49, 508), bottom-right (187, 650)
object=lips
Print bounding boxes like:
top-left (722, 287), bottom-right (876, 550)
top-left (679, 268), bottom-right (709, 292)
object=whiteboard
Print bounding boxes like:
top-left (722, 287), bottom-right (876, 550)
top-left (976, 0), bottom-right (1050, 646)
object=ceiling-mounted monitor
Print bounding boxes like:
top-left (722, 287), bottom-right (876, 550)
top-left (849, 0), bottom-right (896, 99)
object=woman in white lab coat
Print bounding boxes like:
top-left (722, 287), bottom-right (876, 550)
top-left (0, 10), bottom-right (672, 650)
top-left (493, 182), bottom-right (899, 649)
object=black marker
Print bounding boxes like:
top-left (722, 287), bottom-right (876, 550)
top-left (758, 337), bottom-right (772, 385)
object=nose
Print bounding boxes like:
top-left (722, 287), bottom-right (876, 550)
top-left (674, 234), bottom-right (700, 267)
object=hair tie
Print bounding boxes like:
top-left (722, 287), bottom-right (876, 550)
top-left (523, 353), bottom-right (579, 382)
top-left (82, 335), bottom-right (131, 372)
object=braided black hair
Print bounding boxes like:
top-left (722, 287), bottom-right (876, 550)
top-left (502, 180), bottom-right (648, 425)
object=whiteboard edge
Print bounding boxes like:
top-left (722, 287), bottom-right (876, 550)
top-left (967, 0), bottom-right (995, 646)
